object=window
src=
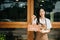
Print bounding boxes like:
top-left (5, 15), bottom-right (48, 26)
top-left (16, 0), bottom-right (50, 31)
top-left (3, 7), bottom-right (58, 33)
top-left (0, 0), bottom-right (27, 22)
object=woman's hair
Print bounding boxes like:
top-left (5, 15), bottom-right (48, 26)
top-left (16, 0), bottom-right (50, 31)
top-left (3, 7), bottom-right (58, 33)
top-left (36, 7), bottom-right (46, 25)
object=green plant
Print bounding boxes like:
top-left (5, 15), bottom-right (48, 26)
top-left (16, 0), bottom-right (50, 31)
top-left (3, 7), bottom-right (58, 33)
top-left (0, 33), bottom-right (6, 40)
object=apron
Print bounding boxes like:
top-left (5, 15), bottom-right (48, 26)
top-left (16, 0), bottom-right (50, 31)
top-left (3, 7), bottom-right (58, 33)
top-left (35, 32), bottom-right (48, 40)
top-left (34, 18), bottom-right (48, 40)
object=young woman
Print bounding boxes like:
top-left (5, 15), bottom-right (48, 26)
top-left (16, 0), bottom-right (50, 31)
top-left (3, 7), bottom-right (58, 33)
top-left (32, 7), bottom-right (52, 40)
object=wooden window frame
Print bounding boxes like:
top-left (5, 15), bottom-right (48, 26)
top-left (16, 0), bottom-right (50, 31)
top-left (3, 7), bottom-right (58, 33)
top-left (0, 0), bottom-right (31, 28)
top-left (0, 0), bottom-right (60, 28)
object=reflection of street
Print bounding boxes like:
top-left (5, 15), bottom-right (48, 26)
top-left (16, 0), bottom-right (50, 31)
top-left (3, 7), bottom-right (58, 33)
top-left (0, 1), bottom-right (27, 11)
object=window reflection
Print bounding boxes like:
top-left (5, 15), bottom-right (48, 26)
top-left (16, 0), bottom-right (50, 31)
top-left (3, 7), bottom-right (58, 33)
top-left (0, 0), bottom-right (27, 22)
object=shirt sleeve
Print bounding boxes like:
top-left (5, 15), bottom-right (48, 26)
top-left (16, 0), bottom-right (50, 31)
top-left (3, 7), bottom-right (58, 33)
top-left (46, 19), bottom-right (52, 29)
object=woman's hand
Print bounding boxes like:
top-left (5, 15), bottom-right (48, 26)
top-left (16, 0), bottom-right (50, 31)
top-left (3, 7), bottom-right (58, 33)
top-left (41, 24), bottom-right (47, 30)
top-left (31, 15), bottom-right (36, 21)
top-left (39, 29), bottom-right (50, 34)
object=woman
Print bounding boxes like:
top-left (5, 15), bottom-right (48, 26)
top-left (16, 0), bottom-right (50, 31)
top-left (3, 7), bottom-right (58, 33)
top-left (32, 7), bottom-right (52, 40)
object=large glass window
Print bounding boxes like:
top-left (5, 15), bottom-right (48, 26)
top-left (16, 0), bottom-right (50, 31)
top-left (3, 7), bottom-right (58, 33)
top-left (0, 0), bottom-right (27, 22)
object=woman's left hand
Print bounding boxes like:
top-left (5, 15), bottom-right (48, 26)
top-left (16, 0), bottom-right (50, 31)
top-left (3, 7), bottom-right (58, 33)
top-left (39, 29), bottom-right (50, 34)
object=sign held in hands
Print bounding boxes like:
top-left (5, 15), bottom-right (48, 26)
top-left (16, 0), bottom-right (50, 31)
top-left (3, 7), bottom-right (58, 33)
top-left (28, 24), bottom-right (40, 31)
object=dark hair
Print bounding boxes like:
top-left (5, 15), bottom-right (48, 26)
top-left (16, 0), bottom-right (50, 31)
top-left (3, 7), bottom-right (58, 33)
top-left (36, 7), bottom-right (46, 25)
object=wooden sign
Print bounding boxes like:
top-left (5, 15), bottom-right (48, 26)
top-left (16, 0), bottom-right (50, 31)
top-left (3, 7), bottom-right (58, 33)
top-left (28, 24), bottom-right (40, 31)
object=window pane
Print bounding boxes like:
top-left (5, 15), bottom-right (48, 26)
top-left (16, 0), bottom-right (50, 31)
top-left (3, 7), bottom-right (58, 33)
top-left (54, 1), bottom-right (60, 22)
top-left (0, 0), bottom-right (27, 22)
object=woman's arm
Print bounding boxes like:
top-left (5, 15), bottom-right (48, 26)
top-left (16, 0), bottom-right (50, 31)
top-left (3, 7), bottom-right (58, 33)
top-left (39, 24), bottom-right (51, 34)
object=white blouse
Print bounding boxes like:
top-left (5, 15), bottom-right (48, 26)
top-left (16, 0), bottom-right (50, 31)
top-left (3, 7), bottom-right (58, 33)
top-left (32, 18), bottom-right (52, 29)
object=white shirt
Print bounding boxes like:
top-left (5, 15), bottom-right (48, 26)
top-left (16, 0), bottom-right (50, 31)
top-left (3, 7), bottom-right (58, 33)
top-left (32, 18), bottom-right (52, 29)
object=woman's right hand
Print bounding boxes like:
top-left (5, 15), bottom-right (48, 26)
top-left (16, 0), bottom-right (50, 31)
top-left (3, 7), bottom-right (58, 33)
top-left (31, 15), bottom-right (36, 21)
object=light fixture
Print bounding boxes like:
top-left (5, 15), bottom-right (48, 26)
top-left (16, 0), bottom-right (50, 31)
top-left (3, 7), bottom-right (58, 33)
top-left (16, 0), bottom-right (19, 1)
top-left (42, 0), bottom-right (44, 2)
top-left (40, 4), bottom-right (43, 6)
